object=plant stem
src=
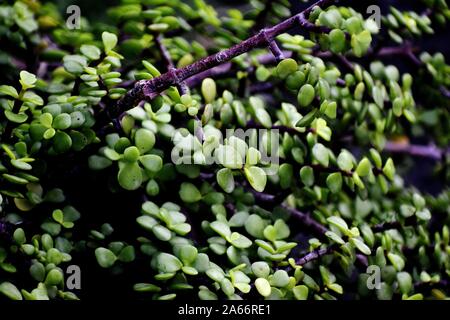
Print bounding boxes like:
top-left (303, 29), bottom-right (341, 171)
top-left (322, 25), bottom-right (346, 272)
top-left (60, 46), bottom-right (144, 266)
top-left (281, 205), bottom-right (329, 238)
top-left (384, 141), bottom-right (449, 160)
top-left (296, 246), bottom-right (334, 265)
top-left (101, 0), bottom-right (337, 125)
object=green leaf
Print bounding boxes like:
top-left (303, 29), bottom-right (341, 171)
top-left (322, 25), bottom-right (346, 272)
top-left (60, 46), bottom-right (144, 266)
top-left (123, 146), bottom-right (140, 162)
top-left (201, 78), bottom-right (216, 103)
top-left (255, 278), bottom-right (271, 297)
top-left (215, 145), bottom-right (243, 169)
top-left (325, 231), bottom-right (345, 244)
top-left (329, 29), bottom-right (346, 53)
top-left (293, 285), bottom-right (309, 300)
top-left (11, 159), bottom-right (32, 170)
top-left (263, 225), bottom-right (277, 242)
top-left (40, 112), bottom-right (53, 128)
top-left (133, 283), bottom-right (161, 293)
top-left (245, 215), bottom-right (266, 238)
top-left (244, 166), bottom-right (267, 192)
top-left (397, 272), bottom-right (412, 294)
top-left (350, 238), bottom-right (371, 255)
top-left (351, 30), bottom-right (372, 57)
top-left (327, 216), bottom-right (349, 233)
top-left (326, 172), bottom-right (342, 194)
top-left (95, 247), bottom-right (117, 268)
top-left (251, 262), bottom-right (270, 278)
top-left (352, 172), bottom-right (365, 189)
top-left (278, 163), bottom-right (293, 189)
top-left (0, 85), bottom-right (19, 98)
top-left (179, 182), bottom-right (202, 203)
top-left (312, 143), bottom-right (329, 167)
top-left (80, 44), bottom-right (101, 60)
top-left (52, 113), bottom-right (71, 130)
top-left (387, 253), bottom-right (405, 271)
top-left (356, 157), bottom-right (371, 177)
top-left (117, 162), bottom-right (142, 190)
top-left (139, 154), bottom-right (163, 172)
top-left (19, 70), bottom-right (37, 89)
top-left (297, 84), bottom-right (315, 107)
top-left (327, 283), bottom-right (343, 294)
top-left (372, 86), bottom-right (384, 108)
top-left (273, 220), bottom-right (290, 240)
top-left (52, 209), bottom-right (64, 224)
top-left (337, 150), bottom-right (354, 171)
top-left (89, 155), bottom-right (112, 170)
top-left (13, 228), bottom-right (26, 245)
top-left (0, 282), bottom-right (22, 300)
top-left (216, 168), bottom-right (235, 193)
top-left (300, 166), bottom-right (315, 187)
top-left (254, 107), bottom-right (272, 128)
top-left (178, 245), bottom-right (198, 265)
top-left (102, 31), bottom-right (118, 53)
top-left (314, 118), bottom-right (332, 141)
top-left (45, 269), bottom-right (63, 286)
top-left (53, 131), bottom-right (72, 153)
top-left (29, 263), bottom-right (45, 282)
top-left (152, 225), bottom-right (172, 241)
top-left (155, 253), bottom-right (183, 273)
top-left (270, 270), bottom-right (290, 288)
top-left (135, 128), bottom-right (155, 154)
top-left (416, 209), bottom-right (431, 221)
top-left (296, 108), bottom-right (318, 127)
top-left (369, 148), bottom-right (382, 168)
top-left (324, 101), bottom-right (337, 119)
top-left (230, 232), bottom-right (252, 249)
top-left (5, 110), bottom-right (28, 123)
top-left (276, 58), bottom-right (298, 78)
top-left (206, 268), bottom-right (225, 282)
top-left (383, 158), bottom-right (395, 181)
top-left (210, 221), bottom-right (231, 238)
top-left (220, 278), bottom-right (235, 296)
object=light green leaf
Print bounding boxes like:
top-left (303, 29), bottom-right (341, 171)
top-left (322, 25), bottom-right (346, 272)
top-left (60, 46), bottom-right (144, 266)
top-left (350, 238), bottom-right (371, 255)
top-left (139, 154), bottom-right (163, 172)
top-left (0, 85), bottom-right (19, 98)
top-left (255, 278), bottom-right (271, 297)
top-left (216, 168), bottom-right (235, 193)
top-left (95, 247), bottom-right (117, 268)
top-left (0, 282), bottom-right (22, 300)
top-left (179, 182), bottom-right (202, 203)
top-left (19, 70), bottom-right (36, 89)
top-left (244, 166), bottom-right (267, 192)
top-left (312, 143), bottom-right (329, 167)
top-left (326, 172), bottom-right (342, 194)
top-left (102, 31), bottom-right (118, 53)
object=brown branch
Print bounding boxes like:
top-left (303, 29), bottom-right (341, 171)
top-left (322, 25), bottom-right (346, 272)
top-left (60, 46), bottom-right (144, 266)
top-left (281, 205), bottom-right (329, 238)
top-left (296, 246), bottom-right (334, 265)
top-left (384, 141), bottom-right (449, 161)
top-left (99, 0), bottom-right (337, 126)
top-left (154, 34), bottom-right (188, 95)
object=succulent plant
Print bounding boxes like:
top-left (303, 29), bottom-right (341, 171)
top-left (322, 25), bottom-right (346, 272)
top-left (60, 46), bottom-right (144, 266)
top-left (0, 0), bottom-right (449, 301)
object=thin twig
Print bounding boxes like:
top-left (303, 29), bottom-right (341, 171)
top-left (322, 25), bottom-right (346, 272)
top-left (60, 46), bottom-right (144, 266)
top-left (384, 141), bottom-right (449, 161)
top-left (155, 34), bottom-right (188, 95)
top-left (281, 205), bottom-right (329, 238)
top-left (296, 246), bottom-right (334, 265)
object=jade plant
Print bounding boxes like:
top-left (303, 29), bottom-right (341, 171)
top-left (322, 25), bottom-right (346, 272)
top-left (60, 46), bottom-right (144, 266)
top-left (0, 0), bottom-right (449, 301)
